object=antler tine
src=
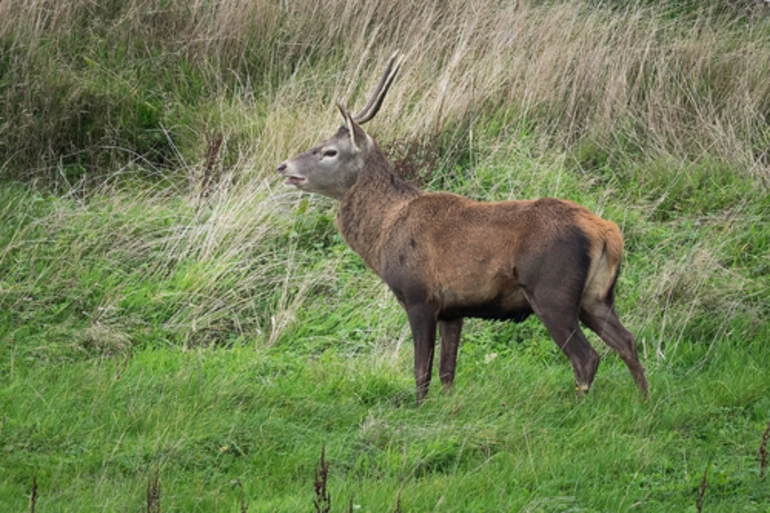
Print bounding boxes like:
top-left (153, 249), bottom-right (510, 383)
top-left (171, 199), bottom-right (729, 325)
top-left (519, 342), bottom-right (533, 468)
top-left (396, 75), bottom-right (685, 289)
top-left (353, 52), bottom-right (402, 125)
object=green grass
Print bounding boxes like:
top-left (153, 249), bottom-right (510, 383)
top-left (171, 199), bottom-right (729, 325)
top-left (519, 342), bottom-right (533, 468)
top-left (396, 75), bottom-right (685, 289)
top-left (1, 145), bottom-right (768, 510)
top-left (2, 341), bottom-right (769, 511)
top-left (2, 0), bottom-right (770, 511)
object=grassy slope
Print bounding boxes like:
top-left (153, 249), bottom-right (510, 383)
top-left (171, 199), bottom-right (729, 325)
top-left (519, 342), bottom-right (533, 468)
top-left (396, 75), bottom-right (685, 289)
top-left (1, 0), bottom-right (770, 511)
top-left (2, 342), bottom-right (769, 511)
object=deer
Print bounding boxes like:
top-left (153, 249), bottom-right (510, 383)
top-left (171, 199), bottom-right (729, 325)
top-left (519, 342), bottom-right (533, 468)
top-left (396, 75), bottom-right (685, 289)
top-left (277, 54), bottom-right (649, 404)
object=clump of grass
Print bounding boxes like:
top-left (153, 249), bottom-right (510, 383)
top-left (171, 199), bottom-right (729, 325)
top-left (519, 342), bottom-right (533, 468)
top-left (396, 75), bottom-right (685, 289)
top-left (0, 176), bottom-right (346, 360)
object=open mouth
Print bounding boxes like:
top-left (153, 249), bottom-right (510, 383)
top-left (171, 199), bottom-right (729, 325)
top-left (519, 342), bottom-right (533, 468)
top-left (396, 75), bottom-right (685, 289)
top-left (284, 176), bottom-right (307, 187)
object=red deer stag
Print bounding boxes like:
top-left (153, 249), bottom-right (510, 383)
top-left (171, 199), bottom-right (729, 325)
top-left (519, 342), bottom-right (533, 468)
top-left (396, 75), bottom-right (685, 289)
top-left (277, 55), bottom-right (649, 403)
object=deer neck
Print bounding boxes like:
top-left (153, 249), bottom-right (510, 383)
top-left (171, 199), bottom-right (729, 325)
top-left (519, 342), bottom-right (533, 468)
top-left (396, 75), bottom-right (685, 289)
top-left (337, 160), bottom-right (420, 274)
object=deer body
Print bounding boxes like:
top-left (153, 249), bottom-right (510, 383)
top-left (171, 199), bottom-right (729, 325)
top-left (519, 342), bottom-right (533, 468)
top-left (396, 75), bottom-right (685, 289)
top-left (278, 56), bottom-right (649, 403)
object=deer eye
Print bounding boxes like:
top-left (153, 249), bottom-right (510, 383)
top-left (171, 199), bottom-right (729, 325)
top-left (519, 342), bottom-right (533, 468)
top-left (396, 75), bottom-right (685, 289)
top-left (322, 149), bottom-right (338, 158)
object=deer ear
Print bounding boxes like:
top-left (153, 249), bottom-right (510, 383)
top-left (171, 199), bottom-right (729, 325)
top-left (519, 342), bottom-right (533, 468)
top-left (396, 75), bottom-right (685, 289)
top-left (337, 102), bottom-right (367, 152)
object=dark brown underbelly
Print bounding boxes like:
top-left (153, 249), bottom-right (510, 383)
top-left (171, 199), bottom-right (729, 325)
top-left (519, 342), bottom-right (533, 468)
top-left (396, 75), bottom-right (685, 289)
top-left (438, 303), bottom-right (534, 323)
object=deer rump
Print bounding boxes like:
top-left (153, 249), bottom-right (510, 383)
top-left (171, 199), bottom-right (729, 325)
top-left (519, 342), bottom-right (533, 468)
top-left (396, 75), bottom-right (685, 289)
top-left (277, 53), bottom-right (649, 403)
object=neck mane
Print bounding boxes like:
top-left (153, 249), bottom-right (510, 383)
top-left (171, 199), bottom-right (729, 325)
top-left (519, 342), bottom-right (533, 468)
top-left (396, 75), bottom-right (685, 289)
top-left (336, 149), bottom-right (421, 273)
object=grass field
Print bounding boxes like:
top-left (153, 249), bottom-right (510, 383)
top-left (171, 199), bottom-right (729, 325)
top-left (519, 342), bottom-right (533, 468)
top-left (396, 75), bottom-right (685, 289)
top-left (1, 0), bottom-right (770, 511)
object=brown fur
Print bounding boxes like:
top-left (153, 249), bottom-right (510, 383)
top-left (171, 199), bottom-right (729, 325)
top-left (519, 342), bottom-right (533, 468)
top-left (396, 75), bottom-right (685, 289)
top-left (278, 58), bottom-right (649, 403)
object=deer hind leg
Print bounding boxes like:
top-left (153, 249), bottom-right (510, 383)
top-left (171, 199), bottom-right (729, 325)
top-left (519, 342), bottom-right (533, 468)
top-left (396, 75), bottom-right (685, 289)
top-left (529, 295), bottom-right (601, 395)
top-left (406, 302), bottom-right (437, 404)
top-left (438, 318), bottom-right (463, 392)
top-left (580, 300), bottom-right (649, 398)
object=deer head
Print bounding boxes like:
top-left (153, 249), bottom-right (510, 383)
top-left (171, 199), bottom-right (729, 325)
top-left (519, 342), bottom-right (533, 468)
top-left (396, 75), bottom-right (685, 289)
top-left (277, 54), bottom-right (402, 200)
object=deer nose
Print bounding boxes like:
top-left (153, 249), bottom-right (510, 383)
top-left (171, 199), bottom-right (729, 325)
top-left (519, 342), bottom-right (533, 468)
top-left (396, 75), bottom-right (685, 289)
top-left (277, 163), bottom-right (287, 174)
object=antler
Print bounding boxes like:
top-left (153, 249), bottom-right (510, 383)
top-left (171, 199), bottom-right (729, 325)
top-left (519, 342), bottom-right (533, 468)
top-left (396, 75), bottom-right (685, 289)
top-left (353, 52), bottom-right (402, 125)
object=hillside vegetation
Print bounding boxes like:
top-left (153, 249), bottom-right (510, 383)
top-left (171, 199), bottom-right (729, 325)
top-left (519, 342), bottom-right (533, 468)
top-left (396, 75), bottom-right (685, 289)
top-left (1, 0), bottom-right (769, 511)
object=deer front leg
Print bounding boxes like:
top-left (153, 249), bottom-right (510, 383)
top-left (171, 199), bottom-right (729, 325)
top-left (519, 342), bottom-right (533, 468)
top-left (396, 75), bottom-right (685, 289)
top-left (406, 302), bottom-right (437, 404)
top-left (438, 318), bottom-right (463, 392)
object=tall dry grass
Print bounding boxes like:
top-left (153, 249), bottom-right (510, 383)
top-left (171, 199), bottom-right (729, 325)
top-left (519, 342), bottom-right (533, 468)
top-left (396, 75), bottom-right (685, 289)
top-left (1, 0), bottom-right (769, 183)
top-left (1, 0), bottom-right (768, 355)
